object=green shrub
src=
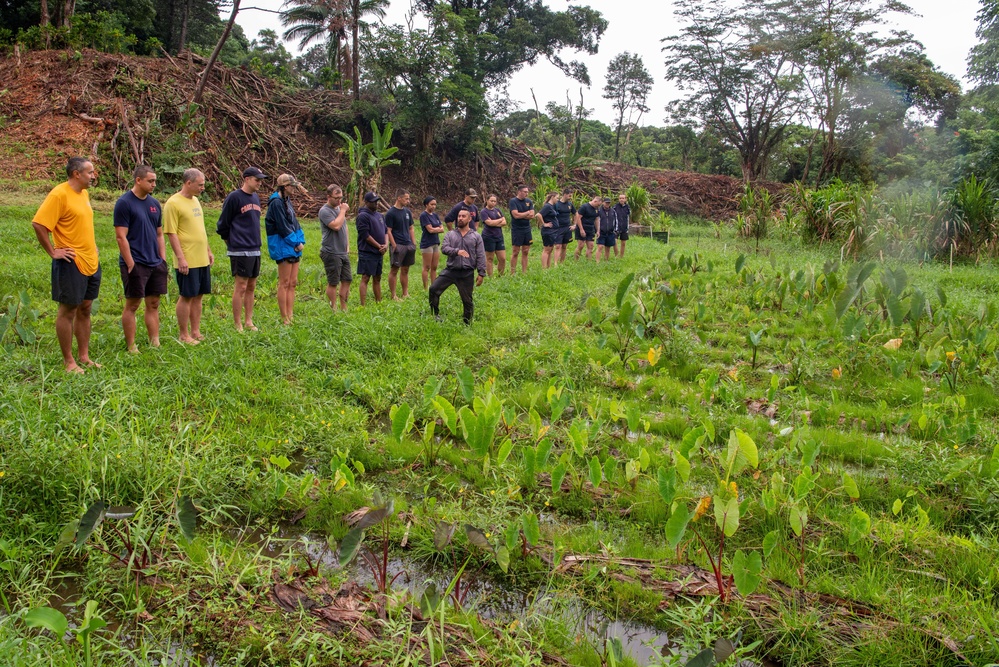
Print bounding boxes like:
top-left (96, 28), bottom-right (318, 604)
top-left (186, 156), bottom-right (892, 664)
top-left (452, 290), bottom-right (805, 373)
top-left (626, 184), bottom-right (650, 224)
top-left (944, 174), bottom-right (997, 256)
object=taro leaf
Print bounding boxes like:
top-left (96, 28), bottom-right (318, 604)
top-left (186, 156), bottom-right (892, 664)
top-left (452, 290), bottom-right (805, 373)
top-left (733, 428), bottom-right (759, 470)
top-left (23, 607), bottom-right (68, 638)
top-left (523, 447), bottom-right (537, 479)
top-left (496, 546), bottom-right (511, 573)
top-left (78, 600), bottom-right (106, 636)
top-left (389, 403), bottom-right (414, 444)
top-left (602, 456), bottom-right (616, 486)
top-left (789, 503), bottom-right (808, 537)
top-left (713, 637), bottom-right (737, 663)
top-left (887, 296), bottom-right (905, 328)
top-left (588, 456), bottom-right (602, 488)
top-left (798, 436), bottom-right (821, 467)
top-left (356, 505), bottom-right (393, 531)
top-left (761, 489), bottom-right (777, 515)
top-left (763, 529), bottom-right (779, 559)
top-left (464, 525), bottom-right (494, 554)
top-left (505, 522), bottom-right (520, 552)
top-left (420, 583), bottom-right (440, 618)
top-left (269, 454), bottom-right (291, 470)
top-left (431, 396), bottom-right (458, 436)
top-left (835, 284), bottom-right (863, 321)
top-left (842, 472), bottom-right (860, 500)
top-left (665, 504), bottom-right (692, 549)
top-left (551, 462), bottom-right (568, 493)
top-left (104, 506), bottom-right (136, 521)
top-left (848, 507), bottom-right (872, 545)
top-left (15, 322), bottom-right (34, 345)
top-left (496, 438), bottom-right (514, 466)
top-left (433, 521), bottom-right (455, 551)
top-left (615, 272), bottom-right (635, 309)
top-left (522, 512), bottom-right (541, 547)
top-left (617, 299), bottom-right (636, 328)
top-left (608, 637), bottom-right (624, 664)
top-left (732, 549), bottom-right (763, 596)
top-left (936, 284), bottom-right (947, 308)
top-left (910, 288), bottom-right (927, 321)
top-left (683, 647), bottom-right (716, 667)
top-left (54, 520), bottom-right (80, 554)
top-left (536, 439), bottom-right (552, 468)
top-left (422, 376), bottom-right (443, 406)
top-left (457, 367), bottom-right (475, 404)
top-left (675, 452), bottom-right (691, 482)
top-left (587, 296), bottom-right (603, 326)
top-left (735, 254), bottom-right (746, 274)
top-left (658, 467), bottom-right (677, 506)
top-left (714, 495), bottom-right (739, 538)
top-left (75, 500), bottom-right (106, 547)
top-left (338, 526), bottom-right (364, 565)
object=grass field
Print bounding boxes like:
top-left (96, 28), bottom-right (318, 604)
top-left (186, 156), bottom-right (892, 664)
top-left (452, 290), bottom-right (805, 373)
top-left (0, 183), bottom-right (997, 667)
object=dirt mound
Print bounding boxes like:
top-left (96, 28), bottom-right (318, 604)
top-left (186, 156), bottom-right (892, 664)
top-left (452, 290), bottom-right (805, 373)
top-left (0, 49), bottom-right (766, 219)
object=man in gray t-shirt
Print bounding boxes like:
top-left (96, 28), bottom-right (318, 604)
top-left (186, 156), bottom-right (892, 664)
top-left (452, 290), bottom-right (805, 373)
top-left (319, 185), bottom-right (351, 311)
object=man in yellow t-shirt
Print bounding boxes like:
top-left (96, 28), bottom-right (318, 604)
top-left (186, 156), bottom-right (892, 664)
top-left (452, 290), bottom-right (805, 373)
top-left (31, 157), bottom-right (101, 374)
top-left (163, 168), bottom-right (214, 345)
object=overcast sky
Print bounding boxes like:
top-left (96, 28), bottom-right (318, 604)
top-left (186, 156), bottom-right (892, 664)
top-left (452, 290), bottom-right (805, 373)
top-left (234, 0), bottom-right (982, 126)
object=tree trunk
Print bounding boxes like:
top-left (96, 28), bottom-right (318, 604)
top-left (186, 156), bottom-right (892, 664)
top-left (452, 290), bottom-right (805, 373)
top-left (193, 0), bottom-right (240, 105)
top-left (39, 0), bottom-right (50, 26)
top-left (351, 0), bottom-right (360, 100)
top-left (177, 0), bottom-right (191, 54)
top-left (61, 0), bottom-right (76, 28)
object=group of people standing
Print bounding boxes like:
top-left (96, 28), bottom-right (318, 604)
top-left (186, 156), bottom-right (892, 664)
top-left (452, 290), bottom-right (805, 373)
top-left (30, 157), bottom-right (634, 372)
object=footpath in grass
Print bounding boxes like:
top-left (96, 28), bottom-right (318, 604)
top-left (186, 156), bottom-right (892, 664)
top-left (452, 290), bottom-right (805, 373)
top-left (1, 197), bottom-right (998, 667)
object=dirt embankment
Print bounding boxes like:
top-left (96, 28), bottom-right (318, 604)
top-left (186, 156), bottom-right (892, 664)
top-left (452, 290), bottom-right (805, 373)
top-left (0, 49), bottom-right (767, 219)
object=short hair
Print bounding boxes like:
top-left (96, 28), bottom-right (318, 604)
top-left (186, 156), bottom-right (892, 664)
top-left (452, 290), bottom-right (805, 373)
top-left (423, 195), bottom-right (436, 207)
top-left (487, 193), bottom-right (498, 201)
top-left (458, 209), bottom-right (471, 218)
top-left (516, 183), bottom-right (529, 192)
top-left (182, 168), bottom-right (203, 184)
top-left (326, 184), bottom-right (343, 196)
top-left (66, 156), bottom-right (89, 179)
top-left (396, 188), bottom-right (410, 199)
top-left (133, 165), bottom-right (155, 180)
top-left (561, 187), bottom-right (574, 195)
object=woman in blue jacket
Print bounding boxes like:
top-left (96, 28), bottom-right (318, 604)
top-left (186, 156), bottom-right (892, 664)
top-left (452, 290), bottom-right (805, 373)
top-left (266, 174), bottom-right (307, 325)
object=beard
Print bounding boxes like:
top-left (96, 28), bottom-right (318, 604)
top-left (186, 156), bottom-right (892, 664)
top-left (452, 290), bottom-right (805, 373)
top-left (457, 220), bottom-right (470, 229)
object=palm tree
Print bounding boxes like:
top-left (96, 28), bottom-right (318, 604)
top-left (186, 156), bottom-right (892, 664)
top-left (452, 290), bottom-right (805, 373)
top-left (349, 0), bottom-right (388, 99)
top-left (281, 0), bottom-right (351, 90)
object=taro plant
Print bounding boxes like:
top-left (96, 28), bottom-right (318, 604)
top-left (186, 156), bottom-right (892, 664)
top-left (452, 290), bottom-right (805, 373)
top-left (746, 328), bottom-right (765, 370)
top-left (339, 492), bottom-right (400, 594)
top-left (0, 290), bottom-right (39, 350)
top-left (587, 272), bottom-right (643, 364)
top-left (661, 423), bottom-right (762, 602)
top-left (24, 600), bottom-right (107, 667)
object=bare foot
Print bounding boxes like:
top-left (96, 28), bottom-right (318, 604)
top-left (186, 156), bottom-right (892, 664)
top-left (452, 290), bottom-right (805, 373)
top-left (193, 332), bottom-right (205, 341)
top-left (127, 344), bottom-right (140, 354)
top-left (392, 296), bottom-right (402, 302)
top-left (179, 336), bottom-right (200, 345)
top-left (235, 325), bottom-right (244, 333)
top-left (80, 359), bottom-right (102, 368)
top-left (282, 319), bottom-right (292, 326)
top-left (245, 323), bottom-right (258, 332)
top-left (150, 338), bottom-right (161, 348)
top-left (65, 363), bottom-right (85, 374)
top-left (402, 293), bottom-right (410, 299)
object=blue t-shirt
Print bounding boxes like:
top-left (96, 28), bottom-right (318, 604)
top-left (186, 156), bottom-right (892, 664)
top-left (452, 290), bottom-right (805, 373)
top-left (555, 200), bottom-right (576, 228)
top-left (578, 203), bottom-right (599, 229)
top-left (356, 207), bottom-right (387, 256)
top-left (385, 206), bottom-right (414, 246)
top-left (480, 207), bottom-right (504, 239)
top-left (420, 211), bottom-right (442, 248)
top-left (444, 202), bottom-right (479, 231)
top-left (539, 203), bottom-right (558, 229)
top-left (114, 190), bottom-right (162, 267)
top-left (508, 197), bottom-right (534, 231)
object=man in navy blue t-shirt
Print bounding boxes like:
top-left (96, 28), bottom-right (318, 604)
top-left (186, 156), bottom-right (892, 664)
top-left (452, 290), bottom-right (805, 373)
top-left (554, 189), bottom-right (576, 265)
top-left (385, 189), bottom-right (416, 300)
top-left (444, 189), bottom-right (480, 231)
top-left (508, 183), bottom-right (539, 275)
top-left (356, 191), bottom-right (389, 305)
top-left (574, 195), bottom-right (602, 261)
top-left (217, 166), bottom-right (266, 331)
top-left (114, 165), bottom-right (167, 353)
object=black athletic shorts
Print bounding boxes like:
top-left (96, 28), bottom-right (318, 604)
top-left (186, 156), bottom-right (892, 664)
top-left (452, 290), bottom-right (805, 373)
top-left (618, 230), bottom-right (630, 241)
top-left (597, 233), bottom-right (617, 247)
top-left (559, 227), bottom-right (574, 245)
top-left (276, 256), bottom-right (301, 264)
top-left (390, 245), bottom-right (416, 268)
top-left (176, 266), bottom-right (212, 298)
top-left (541, 227), bottom-right (557, 247)
top-left (121, 260), bottom-right (168, 299)
top-left (230, 255), bottom-right (261, 279)
top-left (52, 260), bottom-right (101, 306)
top-left (483, 235), bottom-right (505, 252)
top-left (511, 227), bottom-right (533, 247)
top-left (575, 225), bottom-right (595, 242)
top-left (357, 254), bottom-right (384, 277)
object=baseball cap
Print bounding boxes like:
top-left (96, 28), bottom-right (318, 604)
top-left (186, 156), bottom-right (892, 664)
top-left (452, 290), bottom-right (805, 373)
top-left (603, 197), bottom-right (612, 203)
top-left (277, 173), bottom-right (308, 194)
top-left (363, 191), bottom-right (381, 203)
top-left (464, 188), bottom-right (479, 198)
top-left (242, 166), bottom-right (268, 179)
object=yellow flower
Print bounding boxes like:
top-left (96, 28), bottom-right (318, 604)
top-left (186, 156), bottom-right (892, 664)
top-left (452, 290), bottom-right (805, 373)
top-left (485, 532), bottom-right (492, 539)
top-left (953, 444), bottom-right (959, 450)
top-left (831, 367), bottom-right (842, 380)
top-left (509, 620), bottom-right (520, 632)
top-left (458, 487), bottom-right (465, 494)
top-left (693, 496), bottom-right (711, 521)
top-left (0, 471), bottom-right (5, 478)
top-left (490, 490), bottom-right (495, 495)
top-left (727, 367), bottom-right (739, 381)
top-left (946, 351), bottom-right (957, 362)
top-left (544, 501), bottom-right (550, 507)
top-left (116, 454), bottom-right (121, 459)
top-left (729, 481), bottom-right (738, 496)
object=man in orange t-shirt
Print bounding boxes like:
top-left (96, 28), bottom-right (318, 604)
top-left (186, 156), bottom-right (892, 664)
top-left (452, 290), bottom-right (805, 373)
top-left (31, 157), bottom-right (101, 374)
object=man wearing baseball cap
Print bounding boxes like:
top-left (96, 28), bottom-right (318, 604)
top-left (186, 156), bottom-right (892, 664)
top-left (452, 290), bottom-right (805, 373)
top-left (217, 166), bottom-right (266, 331)
top-left (356, 191), bottom-right (388, 305)
top-left (444, 188), bottom-right (480, 232)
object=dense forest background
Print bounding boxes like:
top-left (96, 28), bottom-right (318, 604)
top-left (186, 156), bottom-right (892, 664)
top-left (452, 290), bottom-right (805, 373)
top-left (4, 0), bottom-right (999, 196)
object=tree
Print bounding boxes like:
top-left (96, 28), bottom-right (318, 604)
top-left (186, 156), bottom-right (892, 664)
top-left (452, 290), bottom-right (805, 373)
top-left (281, 0), bottom-right (351, 90)
top-left (663, 0), bottom-right (805, 181)
top-left (769, 0), bottom-right (915, 182)
top-left (969, 0), bottom-right (999, 84)
top-left (349, 0), bottom-right (387, 99)
top-left (603, 52), bottom-right (653, 160)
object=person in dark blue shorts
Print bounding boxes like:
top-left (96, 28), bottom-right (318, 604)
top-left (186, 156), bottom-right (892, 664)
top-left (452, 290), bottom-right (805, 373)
top-left (356, 191), bottom-right (388, 305)
top-left (574, 195), bottom-right (602, 261)
top-left (554, 189), bottom-right (576, 265)
top-left (480, 194), bottom-right (507, 277)
top-left (508, 183), bottom-right (538, 275)
top-left (385, 189), bottom-right (417, 300)
top-left (596, 198), bottom-right (618, 263)
top-left (613, 193), bottom-right (631, 258)
top-left (420, 196), bottom-right (445, 289)
top-left (538, 192), bottom-right (559, 269)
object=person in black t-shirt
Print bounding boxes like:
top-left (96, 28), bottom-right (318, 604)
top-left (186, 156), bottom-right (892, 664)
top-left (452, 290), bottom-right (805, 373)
top-left (574, 195), bottom-right (602, 261)
top-left (480, 194), bottom-right (507, 277)
top-left (613, 193), bottom-right (631, 258)
top-left (444, 188), bottom-right (480, 231)
top-left (420, 196), bottom-right (445, 289)
top-left (385, 189), bottom-right (416, 300)
top-left (508, 183), bottom-right (538, 275)
top-left (554, 189), bottom-right (576, 265)
top-left (538, 192), bottom-right (560, 269)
